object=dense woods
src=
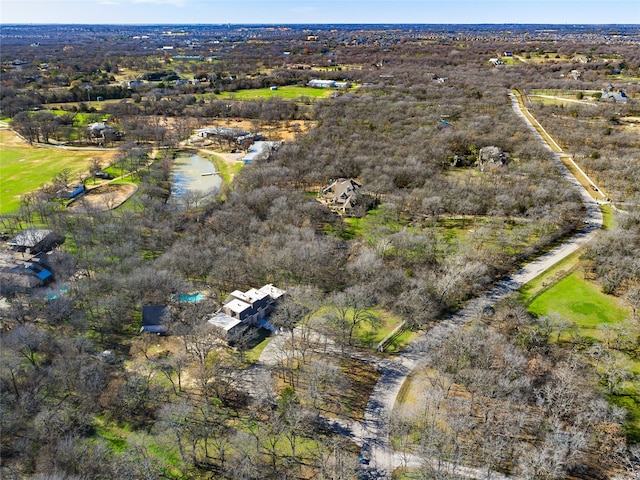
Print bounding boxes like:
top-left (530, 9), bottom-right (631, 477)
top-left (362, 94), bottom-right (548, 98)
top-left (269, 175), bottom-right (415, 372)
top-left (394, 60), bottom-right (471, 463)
top-left (1, 24), bottom-right (639, 479)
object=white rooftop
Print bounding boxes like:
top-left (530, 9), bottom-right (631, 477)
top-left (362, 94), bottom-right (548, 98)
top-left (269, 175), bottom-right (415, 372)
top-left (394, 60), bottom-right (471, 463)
top-left (208, 312), bottom-right (243, 332)
top-left (225, 298), bottom-right (251, 314)
top-left (260, 284), bottom-right (285, 300)
top-left (245, 288), bottom-right (269, 303)
top-left (226, 289), bottom-right (251, 304)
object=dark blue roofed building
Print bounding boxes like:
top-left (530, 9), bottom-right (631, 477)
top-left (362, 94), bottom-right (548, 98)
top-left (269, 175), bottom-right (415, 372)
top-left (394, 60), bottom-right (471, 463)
top-left (141, 305), bottom-right (171, 335)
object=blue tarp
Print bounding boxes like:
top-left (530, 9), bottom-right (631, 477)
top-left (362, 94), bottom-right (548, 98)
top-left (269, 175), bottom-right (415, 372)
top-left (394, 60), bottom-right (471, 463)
top-left (36, 269), bottom-right (52, 280)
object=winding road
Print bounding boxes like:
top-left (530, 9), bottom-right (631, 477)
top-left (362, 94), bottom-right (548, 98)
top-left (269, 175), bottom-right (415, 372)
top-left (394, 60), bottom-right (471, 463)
top-left (251, 91), bottom-right (605, 478)
top-left (355, 91), bottom-right (604, 478)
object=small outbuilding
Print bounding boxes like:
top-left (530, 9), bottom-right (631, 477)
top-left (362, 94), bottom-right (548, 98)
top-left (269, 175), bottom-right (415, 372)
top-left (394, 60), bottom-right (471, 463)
top-left (141, 305), bottom-right (171, 335)
top-left (241, 141), bottom-right (281, 164)
top-left (7, 229), bottom-right (60, 254)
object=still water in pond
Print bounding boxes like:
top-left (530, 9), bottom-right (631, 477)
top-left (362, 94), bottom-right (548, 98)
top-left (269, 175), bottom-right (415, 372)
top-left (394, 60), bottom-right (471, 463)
top-left (171, 154), bottom-right (222, 199)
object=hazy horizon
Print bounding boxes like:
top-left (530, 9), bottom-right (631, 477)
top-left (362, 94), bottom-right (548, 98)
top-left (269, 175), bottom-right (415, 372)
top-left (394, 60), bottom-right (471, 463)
top-left (1, 0), bottom-right (638, 25)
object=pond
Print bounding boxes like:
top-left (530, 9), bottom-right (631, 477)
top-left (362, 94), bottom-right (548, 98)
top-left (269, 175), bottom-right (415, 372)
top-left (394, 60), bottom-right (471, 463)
top-left (171, 154), bottom-right (222, 201)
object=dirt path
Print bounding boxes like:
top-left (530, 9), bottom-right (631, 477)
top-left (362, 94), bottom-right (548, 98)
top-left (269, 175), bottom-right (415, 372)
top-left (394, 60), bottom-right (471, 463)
top-left (67, 183), bottom-right (138, 213)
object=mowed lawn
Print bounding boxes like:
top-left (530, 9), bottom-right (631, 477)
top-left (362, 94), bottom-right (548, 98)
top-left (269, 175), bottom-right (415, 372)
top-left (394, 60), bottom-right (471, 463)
top-left (215, 85), bottom-right (333, 101)
top-left (527, 271), bottom-right (630, 329)
top-left (0, 130), bottom-right (117, 213)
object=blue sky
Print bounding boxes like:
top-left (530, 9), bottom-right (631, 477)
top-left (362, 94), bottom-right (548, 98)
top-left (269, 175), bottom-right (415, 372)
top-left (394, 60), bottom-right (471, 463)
top-left (1, 0), bottom-right (638, 24)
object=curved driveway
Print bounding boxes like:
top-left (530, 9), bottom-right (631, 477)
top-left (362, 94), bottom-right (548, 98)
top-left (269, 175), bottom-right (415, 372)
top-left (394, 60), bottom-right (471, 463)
top-left (357, 92), bottom-right (603, 479)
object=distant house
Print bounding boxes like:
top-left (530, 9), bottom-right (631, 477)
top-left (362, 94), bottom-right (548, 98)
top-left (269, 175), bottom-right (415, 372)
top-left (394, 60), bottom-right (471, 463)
top-left (87, 122), bottom-right (119, 145)
top-left (601, 84), bottom-right (629, 103)
top-left (196, 127), bottom-right (249, 142)
top-left (141, 305), bottom-right (171, 334)
top-left (477, 146), bottom-right (510, 171)
top-left (126, 80), bottom-right (145, 89)
top-left (308, 79), bottom-right (337, 88)
top-left (7, 229), bottom-right (60, 254)
top-left (241, 141), bottom-right (281, 164)
top-left (489, 58), bottom-right (504, 66)
top-left (88, 122), bottom-right (108, 136)
top-left (320, 178), bottom-right (362, 214)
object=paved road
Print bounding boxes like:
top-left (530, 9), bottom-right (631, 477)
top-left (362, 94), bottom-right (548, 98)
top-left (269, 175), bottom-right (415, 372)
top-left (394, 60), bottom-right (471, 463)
top-left (246, 92), bottom-right (604, 479)
top-left (357, 92), bottom-right (603, 479)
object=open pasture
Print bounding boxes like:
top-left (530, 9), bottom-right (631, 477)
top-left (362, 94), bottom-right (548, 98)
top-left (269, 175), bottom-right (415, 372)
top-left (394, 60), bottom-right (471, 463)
top-left (0, 129), bottom-right (117, 213)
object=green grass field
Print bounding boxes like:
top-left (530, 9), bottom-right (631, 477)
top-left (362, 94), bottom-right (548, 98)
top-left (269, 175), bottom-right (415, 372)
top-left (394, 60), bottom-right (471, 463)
top-left (0, 130), bottom-right (117, 213)
top-left (215, 85), bottom-right (333, 101)
top-left (527, 272), bottom-right (629, 329)
top-left (523, 266), bottom-right (639, 441)
top-left (46, 109), bottom-right (109, 126)
top-left (208, 153), bottom-right (243, 184)
top-left (518, 249), bottom-right (582, 302)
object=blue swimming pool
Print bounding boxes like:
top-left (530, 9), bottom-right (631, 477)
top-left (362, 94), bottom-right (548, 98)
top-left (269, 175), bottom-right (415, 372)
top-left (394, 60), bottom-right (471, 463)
top-left (173, 292), bottom-right (205, 303)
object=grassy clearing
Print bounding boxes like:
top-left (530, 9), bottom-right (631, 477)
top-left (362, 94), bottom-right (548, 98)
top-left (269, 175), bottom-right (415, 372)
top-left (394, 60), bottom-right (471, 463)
top-left (351, 307), bottom-right (405, 348)
top-left (93, 416), bottom-right (183, 477)
top-left (385, 328), bottom-right (420, 354)
top-left (527, 271), bottom-right (629, 329)
top-left (524, 269), bottom-right (639, 440)
top-left (313, 304), bottom-right (406, 351)
top-left (208, 153), bottom-right (243, 184)
top-left (244, 335), bottom-right (272, 363)
top-left (215, 85), bottom-right (333, 101)
top-left (0, 130), bottom-right (117, 213)
top-left (518, 249), bottom-right (582, 302)
top-left (45, 109), bottom-right (109, 126)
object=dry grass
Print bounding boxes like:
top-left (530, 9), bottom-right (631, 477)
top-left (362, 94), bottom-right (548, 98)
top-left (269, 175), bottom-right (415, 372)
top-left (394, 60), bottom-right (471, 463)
top-left (67, 183), bottom-right (137, 213)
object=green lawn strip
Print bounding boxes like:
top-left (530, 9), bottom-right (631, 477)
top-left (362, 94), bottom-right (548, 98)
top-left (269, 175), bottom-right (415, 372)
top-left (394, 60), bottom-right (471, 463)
top-left (244, 335), bottom-right (272, 363)
top-left (93, 417), bottom-right (182, 476)
top-left (44, 109), bottom-right (109, 126)
top-left (384, 329), bottom-right (420, 353)
top-left (601, 204), bottom-right (615, 230)
top-left (350, 307), bottom-right (405, 347)
top-left (529, 96), bottom-right (587, 107)
top-left (524, 271), bottom-right (639, 440)
top-left (0, 133), bottom-right (115, 213)
top-left (207, 152), bottom-right (243, 184)
top-left (93, 417), bottom-right (131, 454)
top-left (527, 272), bottom-right (629, 328)
top-left (518, 249), bottom-right (582, 303)
top-left (214, 85), bottom-right (333, 101)
top-left (611, 394), bottom-right (640, 443)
